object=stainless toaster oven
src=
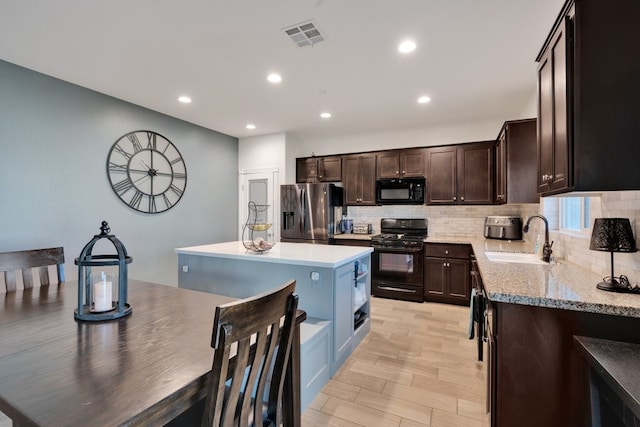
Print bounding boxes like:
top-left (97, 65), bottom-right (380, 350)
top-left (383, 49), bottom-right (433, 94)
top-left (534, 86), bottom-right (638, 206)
top-left (484, 216), bottom-right (522, 240)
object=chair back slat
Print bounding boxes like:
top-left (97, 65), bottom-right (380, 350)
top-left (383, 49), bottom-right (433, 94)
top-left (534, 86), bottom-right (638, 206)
top-left (4, 271), bottom-right (17, 292)
top-left (0, 247), bottom-right (65, 292)
top-left (201, 279), bottom-right (298, 427)
top-left (22, 269), bottom-right (35, 289)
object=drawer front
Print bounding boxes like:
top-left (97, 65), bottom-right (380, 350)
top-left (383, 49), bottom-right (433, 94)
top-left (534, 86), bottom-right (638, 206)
top-left (424, 243), bottom-right (470, 259)
top-left (372, 281), bottom-right (424, 303)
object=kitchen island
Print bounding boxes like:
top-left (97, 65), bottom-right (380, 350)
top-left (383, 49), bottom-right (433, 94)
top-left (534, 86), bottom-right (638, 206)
top-left (175, 241), bottom-right (373, 411)
top-left (429, 236), bottom-right (640, 426)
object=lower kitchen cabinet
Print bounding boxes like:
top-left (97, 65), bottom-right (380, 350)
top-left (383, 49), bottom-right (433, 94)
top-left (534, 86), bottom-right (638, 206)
top-left (423, 243), bottom-right (471, 305)
top-left (492, 301), bottom-right (640, 427)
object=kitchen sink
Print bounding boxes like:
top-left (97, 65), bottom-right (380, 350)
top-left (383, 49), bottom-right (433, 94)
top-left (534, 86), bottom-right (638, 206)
top-left (484, 251), bottom-right (548, 265)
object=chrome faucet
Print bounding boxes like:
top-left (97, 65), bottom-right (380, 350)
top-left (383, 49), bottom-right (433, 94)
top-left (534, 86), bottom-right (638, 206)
top-left (523, 215), bottom-right (554, 262)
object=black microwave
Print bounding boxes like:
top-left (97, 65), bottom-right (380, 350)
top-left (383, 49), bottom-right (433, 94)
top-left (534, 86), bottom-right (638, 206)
top-left (376, 178), bottom-right (425, 205)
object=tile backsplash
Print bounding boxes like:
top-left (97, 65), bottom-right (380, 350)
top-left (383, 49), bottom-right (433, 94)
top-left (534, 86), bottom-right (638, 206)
top-left (544, 191), bottom-right (640, 286)
top-left (348, 190), bottom-right (640, 286)
top-left (347, 203), bottom-right (539, 237)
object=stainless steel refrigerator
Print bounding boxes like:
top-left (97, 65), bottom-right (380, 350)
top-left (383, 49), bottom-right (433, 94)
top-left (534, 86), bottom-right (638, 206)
top-left (281, 183), bottom-right (344, 244)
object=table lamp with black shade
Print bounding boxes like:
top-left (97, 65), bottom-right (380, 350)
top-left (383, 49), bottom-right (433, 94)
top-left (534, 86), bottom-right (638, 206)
top-left (589, 218), bottom-right (638, 293)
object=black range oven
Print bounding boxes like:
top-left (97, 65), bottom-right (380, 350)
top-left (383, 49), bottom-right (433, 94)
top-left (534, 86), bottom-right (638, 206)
top-left (371, 218), bottom-right (427, 303)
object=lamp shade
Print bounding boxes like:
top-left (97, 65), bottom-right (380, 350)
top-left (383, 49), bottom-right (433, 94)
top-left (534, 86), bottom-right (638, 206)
top-left (589, 218), bottom-right (637, 253)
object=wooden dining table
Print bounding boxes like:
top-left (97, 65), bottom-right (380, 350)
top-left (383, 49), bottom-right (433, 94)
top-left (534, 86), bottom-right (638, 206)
top-left (0, 279), bottom-right (305, 427)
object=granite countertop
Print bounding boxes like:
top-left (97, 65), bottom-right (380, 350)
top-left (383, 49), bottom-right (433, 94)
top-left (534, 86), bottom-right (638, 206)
top-left (426, 236), bottom-right (640, 318)
top-left (176, 241), bottom-right (372, 268)
top-left (574, 336), bottom-right (640, 416)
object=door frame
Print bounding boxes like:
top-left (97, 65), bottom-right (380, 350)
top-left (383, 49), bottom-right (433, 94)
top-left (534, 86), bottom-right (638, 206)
top-left (238, 167), bottom-right (280, 242)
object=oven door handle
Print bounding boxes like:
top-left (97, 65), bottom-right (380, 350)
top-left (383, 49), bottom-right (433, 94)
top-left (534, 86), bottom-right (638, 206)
top-left (377, 285), bottom-right (417, 293)
top-left (371, 246), bottom-right (423, 253)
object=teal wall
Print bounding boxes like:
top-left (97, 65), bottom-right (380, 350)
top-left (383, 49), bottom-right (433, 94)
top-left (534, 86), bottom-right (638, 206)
top-left (0, 60), bottom-right (238, 286)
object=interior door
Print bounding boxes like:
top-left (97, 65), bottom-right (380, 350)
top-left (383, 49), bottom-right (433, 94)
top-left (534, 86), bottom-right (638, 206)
top-left (239, 168), bottom-right (279, 242)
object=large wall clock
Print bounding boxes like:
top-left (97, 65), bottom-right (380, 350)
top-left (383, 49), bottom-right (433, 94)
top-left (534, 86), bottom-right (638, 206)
top-left (107, 130), bottom-right (187, 214)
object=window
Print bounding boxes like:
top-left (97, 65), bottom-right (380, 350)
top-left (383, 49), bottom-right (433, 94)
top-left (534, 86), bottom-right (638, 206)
top-left (559, 197), bottom-right (590, 231)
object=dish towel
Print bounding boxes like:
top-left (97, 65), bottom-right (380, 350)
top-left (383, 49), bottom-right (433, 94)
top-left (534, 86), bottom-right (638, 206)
top-left (468, 288), bottom-right (477, 339)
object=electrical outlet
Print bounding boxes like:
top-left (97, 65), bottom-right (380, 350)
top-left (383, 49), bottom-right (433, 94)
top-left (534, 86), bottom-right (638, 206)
top-left (182, 265), bottom-right (189, 273)
top-left (311, 271), bottom-right (320, 281)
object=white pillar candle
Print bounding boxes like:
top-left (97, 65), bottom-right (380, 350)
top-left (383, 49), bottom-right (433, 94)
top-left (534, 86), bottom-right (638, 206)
top-left (93, 277), bottom-right (112, 312)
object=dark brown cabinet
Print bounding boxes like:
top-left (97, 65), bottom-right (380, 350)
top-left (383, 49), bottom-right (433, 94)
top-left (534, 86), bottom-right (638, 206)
top-left (495, 119), bottom-right (538, 204)
top-left (426, 142), bottom-right (494, 205)
top-left (423, 243), bottom-right (471, 305)
top-left (492, 301), bottom-right (640, 427)
top-left (376, 149), bottom-right (425, 179)
top-left (536, 0), bottom-right (640, 195)
top-left (536, 5), bottom-right (572, 195)
top-left (296, 156), bottom-right (342, 183)
top-left (343, 154), bottom-right (376, 205)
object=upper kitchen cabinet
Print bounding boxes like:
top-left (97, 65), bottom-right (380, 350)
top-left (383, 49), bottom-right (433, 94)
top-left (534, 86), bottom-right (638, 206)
top-left (376, 149), bottom-right (426, 179)
top-left (343, 154), bottom-right (376, 205)
top-left (296, 156), bottom-right (342, 183)
top-left (495, 119), bottom-right (538, 204)
top-left (536, 0), bottom-right (640, 195)
top-left (426, 142), bottom-right (494, 205)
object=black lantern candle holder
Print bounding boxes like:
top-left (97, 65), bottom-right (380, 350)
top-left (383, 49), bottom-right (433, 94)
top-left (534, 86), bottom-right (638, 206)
top-left (74, 221), bottom-right (133, 321)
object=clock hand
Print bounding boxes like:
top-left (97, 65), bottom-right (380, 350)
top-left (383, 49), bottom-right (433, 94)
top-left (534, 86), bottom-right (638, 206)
top-left (133, 175), bottom-right (150, 185)
top-left (128, 168), bottom-right (150, 174)
top-left (140, 159), bottom-right (157, 177)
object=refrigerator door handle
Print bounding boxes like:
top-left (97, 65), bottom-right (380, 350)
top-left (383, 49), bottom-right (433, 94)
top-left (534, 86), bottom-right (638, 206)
top-left (300, 188), bottom-right (306, 234)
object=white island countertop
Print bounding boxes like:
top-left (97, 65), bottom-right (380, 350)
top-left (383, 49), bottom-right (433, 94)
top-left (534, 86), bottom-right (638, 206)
top-left (176, 241), bottom-right (373, 268)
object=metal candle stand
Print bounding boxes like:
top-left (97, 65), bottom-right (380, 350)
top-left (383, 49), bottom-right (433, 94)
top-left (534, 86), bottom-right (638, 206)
top-left (74, 221), bottom-right (133, 321)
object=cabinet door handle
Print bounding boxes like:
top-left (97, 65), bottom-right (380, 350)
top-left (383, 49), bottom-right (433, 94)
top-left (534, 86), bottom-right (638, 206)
top-left (461, 196), bottom-right (465, 201)
top-left (402, 170), bottom-right (406, 174)
top-left (396, 170), bottom-right (399, 175)
top-left (453, 196), bottom-right (457, 201)
top-left (445, 250), bottom-right (449, 255)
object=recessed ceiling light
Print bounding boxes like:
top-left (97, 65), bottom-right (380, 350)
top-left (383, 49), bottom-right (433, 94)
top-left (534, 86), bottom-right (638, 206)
top-left (320, 112), bottom-right (332, 119)
top-left (246, 124), bottom-right (256, 130)
top-left (267, 73), bottom-right (282, 83)
top-left (398, 39), bottom-right (417, 54)
top-left (178, 96), bottom-right (192, 104)
top-left (417, 96), bottom-right (431, 104)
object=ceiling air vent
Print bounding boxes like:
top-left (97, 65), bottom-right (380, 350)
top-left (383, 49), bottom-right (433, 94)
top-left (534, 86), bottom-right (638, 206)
top-left (282, 20), bottom-right (326, 47)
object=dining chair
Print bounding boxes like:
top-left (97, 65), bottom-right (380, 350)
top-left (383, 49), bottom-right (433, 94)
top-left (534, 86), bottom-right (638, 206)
top-left (0, 247), bottom-right (65, 292)
top-left (197, 279), bottom-right (298, 427)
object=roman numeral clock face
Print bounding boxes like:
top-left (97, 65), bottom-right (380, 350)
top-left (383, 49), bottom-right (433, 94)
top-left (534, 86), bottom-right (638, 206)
top-left (107, 131), bottom-right (187, 213)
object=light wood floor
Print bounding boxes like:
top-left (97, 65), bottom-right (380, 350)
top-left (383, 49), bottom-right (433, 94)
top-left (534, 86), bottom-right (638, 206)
top-left (0, 297), bottom-right (488, 427)
top-left (302, 297), bottom-right (489, 427)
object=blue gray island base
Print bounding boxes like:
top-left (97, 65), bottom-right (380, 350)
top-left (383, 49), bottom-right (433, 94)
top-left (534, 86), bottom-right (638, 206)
top-left (176, 241), bottom-right (372, 411)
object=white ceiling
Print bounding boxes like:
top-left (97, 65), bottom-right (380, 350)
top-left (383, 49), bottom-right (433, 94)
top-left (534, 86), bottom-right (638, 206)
top-left (0, 0), bottom-right (564, 140)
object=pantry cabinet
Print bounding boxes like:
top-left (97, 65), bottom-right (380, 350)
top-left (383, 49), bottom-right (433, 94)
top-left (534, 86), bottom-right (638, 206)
top-left (426, 141), bottom-right (494, 205)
